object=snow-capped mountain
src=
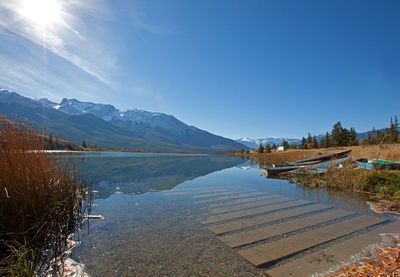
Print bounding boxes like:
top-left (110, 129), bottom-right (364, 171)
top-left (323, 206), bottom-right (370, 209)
top-left (0, 89), bottom-right (44, 109)
top-left (56, 98), bottom-right (120, 121)
top-left (36, 97), bottom-right (194, 134)
top-left (236, 137), bottom-right (301, 149)
top-left (37, 98), bottom-right (58, 108)
top-left (0, 89), bottom-right (247, 152)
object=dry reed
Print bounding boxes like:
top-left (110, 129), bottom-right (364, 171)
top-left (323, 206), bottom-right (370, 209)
top-left (0, 121), bottom-right (91, 275)
top-left (287, 162), bottom-right (400, 210)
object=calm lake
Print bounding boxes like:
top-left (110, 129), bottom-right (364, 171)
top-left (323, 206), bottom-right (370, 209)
top-left (66, 152), bottom-right (398, 277)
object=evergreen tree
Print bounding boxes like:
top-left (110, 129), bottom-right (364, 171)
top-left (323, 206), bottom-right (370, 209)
top-left (240, 149), bottom-right (245, 153)
top-left (265, 144), bottom-right (271, 153)
top-left (282, 140), bottom-right (289, 150)
top-left (318, 137), bottom-right (325, 148)
top-left (382, 127), bottom-right (391, 144)
top-left (257, 144), bottom-right (265, 153)
top-left (371, 127), bottom-right (378, 144)
top-left (331, 122), bottom-right (343, 147)
top-left (325, 132), bottom-right (330, 147)
top-left (348, 128), bottom-right (358, 146)
top-left (289, 142), bottom-right (297, 149)
top-left (395, 115), bottom-right (399, 142)
top-left (307, 133), bottom-right (312, 144)
top-left (272, 143), bottom-right (277, 151)
top-left (377, 129), bottom-right (382, 143)
top-left (367, 131), bottom-right (372, 145)
top-left (301, 137), bottom-right (307, 149)
top-left (82, 139), bottom-right (87, 148)
top-left (390, 116), bottom-right (395, 142)
top-left (341, 128), bottom-right (350, 146)
top-left (312, 136), bottom-right (318, 148)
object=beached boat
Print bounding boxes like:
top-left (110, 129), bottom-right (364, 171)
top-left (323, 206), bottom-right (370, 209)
top-left (294, 149), bottom-right (352, 163)
top-left (271, 149), bottom-right (352, 168)
top-left (355, 158), bottom-right (400, 170)
top-left (261, 165), bottom-right (307, 177)
top-left (271, 160), bottom-right (321, 168)
top-left (289, 156), bottom-right (351, 175)
top-left (261, 150), bottom-right (352, 177)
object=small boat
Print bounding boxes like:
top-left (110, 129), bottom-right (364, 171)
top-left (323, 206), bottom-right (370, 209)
top-left (355, 158), bottom-right (400, 170)
top-left (272, 160), bottom-right (322, 168)
top-left (289, 156), bottom-right (351, 175)
top-left (261, 151), bottom-right (352, 177)
top-left (271, 149), bottom-right (352, 168)
top-left (261, 165), bottom-right (307, 177)
top-left (294, 149), bottom-right (352, 163)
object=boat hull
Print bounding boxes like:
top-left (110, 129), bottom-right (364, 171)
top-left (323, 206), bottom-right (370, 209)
top-left (290, 156), bottom-right (351, 175)
top-left (294, 149), bottom-right (352, 163)
top-left (356, 159), bottom-right (400, 170)
top-left (261, 165), bottom-right (304, 177)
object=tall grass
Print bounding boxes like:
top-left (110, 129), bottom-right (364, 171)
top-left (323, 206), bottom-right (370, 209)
top-left (287, 163), bottom-right (400, 209)
top-left (4, 242), bottom-right (40, 277)
top-left (241, 144), bottom-right (400, 167)
top-left (244, 145), bottom-right (400, 211)
top-left (0, 121), bottom-right (91, 275)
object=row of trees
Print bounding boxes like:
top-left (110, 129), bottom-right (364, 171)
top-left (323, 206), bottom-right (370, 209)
top-left (299, 122), bottom-right (359, 149)
top-left (299, 116), bottom-right (399, 149)
top-left (246, 115), bottom-right (399, 153)
top-left (82, 139), bottom-right (100, 149)
top-left (257, 143), bottom-right (276, 153)
top-left (366, 116), bottom-right (399, 145)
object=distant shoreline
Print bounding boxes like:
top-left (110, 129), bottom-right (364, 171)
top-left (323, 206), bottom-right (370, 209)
top-left (47, 148), bottom-right (227, 155)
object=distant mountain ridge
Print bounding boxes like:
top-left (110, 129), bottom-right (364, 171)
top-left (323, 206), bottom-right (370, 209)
top-left (0, 89), bottom-right (247, 153)
top-left (236, 137), bottom-right (300, 149)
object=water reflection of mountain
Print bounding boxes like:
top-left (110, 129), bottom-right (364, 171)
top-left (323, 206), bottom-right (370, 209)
top-left (73, 155), bottom-right (244, 199)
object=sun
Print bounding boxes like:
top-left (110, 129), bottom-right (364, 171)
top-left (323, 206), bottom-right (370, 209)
top-left (20, 0), bottom-right (62, 27)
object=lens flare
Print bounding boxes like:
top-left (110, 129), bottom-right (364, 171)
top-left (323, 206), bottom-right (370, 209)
top-left (20, 0), bottom-right (62, 26)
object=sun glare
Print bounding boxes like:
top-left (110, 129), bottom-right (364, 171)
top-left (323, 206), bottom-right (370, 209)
top-left (20, 0), bottom-right (62, 26)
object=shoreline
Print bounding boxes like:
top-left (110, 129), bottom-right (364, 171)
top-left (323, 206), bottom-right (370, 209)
top-left (233, 145), bottom-right (400, 213)
top-left (45, 148), bottom-right (228, 155)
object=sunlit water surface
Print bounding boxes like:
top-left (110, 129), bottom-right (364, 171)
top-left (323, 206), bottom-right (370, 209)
top-left (64, 152), bottom-right (382, 276)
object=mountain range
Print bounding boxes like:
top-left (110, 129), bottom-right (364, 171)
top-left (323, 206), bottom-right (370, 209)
top-left (73, 154), bottom-right (243, 198)
top-left (0, 89), bottom-right (247, 153)
top-left (236, 137), bottom-right (301, 149)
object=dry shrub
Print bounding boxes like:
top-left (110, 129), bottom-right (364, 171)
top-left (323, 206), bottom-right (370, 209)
top-left (0, 121), bottom-right (91, 273)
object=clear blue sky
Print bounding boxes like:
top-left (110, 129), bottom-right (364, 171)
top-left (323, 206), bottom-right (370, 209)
top-left (0, 0), bottom-right (399, 139)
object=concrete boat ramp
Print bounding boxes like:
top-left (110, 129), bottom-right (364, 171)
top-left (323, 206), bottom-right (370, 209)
top-left (166, 186), bottom-right (400, 276)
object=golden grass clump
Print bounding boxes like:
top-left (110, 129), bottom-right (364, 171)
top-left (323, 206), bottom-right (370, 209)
top-left (287, 162), bottom-right (400, 206)
top-left (0, 121), bottom-right (91, 274)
